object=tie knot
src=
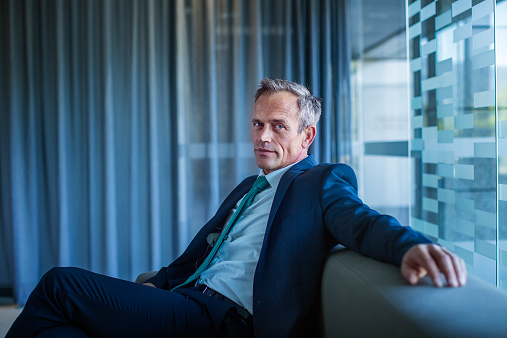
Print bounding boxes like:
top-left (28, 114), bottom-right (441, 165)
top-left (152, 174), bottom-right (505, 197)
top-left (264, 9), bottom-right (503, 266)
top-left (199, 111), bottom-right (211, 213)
top-left (253, 175), bottom-right (270, 191)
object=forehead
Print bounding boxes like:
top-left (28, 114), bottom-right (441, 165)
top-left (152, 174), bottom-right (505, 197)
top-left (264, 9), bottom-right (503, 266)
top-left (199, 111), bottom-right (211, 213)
top-left (253, 92), bottom-right (299, 121)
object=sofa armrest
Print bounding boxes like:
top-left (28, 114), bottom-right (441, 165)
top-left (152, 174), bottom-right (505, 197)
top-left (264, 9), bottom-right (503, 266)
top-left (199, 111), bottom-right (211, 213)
top-left (322, 246), bottom-right (507, 337)
top-left (135, 271), bottom-right (158, 284)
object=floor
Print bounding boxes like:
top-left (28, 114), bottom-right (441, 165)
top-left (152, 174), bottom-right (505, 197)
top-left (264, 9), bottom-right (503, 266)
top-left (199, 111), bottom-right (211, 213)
top-left (0, 297), bottom-right (22, 337)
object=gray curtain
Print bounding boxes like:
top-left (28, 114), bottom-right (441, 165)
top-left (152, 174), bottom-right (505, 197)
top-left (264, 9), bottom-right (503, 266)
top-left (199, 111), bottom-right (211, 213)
top-left (0, 0), bottom-right (351, 304)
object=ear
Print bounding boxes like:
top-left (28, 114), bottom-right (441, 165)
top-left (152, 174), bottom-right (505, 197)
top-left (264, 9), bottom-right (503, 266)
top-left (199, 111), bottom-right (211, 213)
top-left (301, 125), bottom-right (317, 149)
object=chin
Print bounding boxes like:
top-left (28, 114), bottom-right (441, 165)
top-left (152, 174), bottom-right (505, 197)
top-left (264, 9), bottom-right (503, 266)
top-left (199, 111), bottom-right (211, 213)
top-left (256, 161), bottom-right (276, 172)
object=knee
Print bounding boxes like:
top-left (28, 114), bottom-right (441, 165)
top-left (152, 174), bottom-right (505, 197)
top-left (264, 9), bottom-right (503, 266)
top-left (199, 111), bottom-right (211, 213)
top-left (35, 267), bottom-right (91, 302)
top-left (40, 267), bottom-right (82, 288)
top-left (43, 267), bottom-right (76, 280)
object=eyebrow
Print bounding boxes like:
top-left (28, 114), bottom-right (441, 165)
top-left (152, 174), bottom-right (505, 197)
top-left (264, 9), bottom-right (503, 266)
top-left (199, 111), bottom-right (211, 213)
top-left (252, 118), bottom-right (288, 124)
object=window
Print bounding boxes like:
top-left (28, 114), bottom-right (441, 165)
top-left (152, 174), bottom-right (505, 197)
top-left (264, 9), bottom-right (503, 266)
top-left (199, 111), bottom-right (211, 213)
top-left (351, 0), bottom-right (507, 290)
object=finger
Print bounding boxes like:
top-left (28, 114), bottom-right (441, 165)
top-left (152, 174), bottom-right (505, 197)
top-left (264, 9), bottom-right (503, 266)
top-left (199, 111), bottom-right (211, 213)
top-left (459, 255), bottom-right (467, 285)
top-left (401, 245), bottom-right (437, 286)
top-left (441, 247), bottom-right (467, 286)
top-left (430, 246), bottom-right (459, 287)
top-left (402, 265), bottom-right (425, 285)
top-left (441, 247), bottom-right (463, 284)
top-left (428, 245), bottom-right (468, 288)
top-left (418, 246), bottom-right (444, 287)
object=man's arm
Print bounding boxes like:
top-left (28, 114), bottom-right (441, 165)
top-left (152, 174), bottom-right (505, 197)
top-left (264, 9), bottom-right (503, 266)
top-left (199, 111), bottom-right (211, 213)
top-left (321, 164), bottom-right (467, 287)
top-left (321, 164), bottom-right (432, 265)
top-left (401, 243), bottom-right (467, 287)
top-left (144, 267), bottom-right (170, 289)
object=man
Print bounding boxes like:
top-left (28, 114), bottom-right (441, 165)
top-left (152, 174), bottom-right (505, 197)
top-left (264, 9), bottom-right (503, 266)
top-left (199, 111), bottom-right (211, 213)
top-left (7, 78), bottom-right (466, 337)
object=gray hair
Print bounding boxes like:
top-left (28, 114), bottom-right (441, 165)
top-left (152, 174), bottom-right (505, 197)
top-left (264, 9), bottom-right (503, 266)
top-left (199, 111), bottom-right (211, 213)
top-left (255, 78), bottom-right (322, 133)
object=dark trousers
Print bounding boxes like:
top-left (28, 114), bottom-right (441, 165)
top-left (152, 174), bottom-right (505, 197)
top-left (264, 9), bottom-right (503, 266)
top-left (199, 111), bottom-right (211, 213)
top-left (6, 267), bottom-right (251, 337)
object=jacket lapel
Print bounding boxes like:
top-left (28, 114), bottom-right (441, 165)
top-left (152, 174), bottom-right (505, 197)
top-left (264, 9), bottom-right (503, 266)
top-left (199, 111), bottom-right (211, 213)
top-left (209, 175), bottom-right (257, 232)
top-left (263, 155), bottom-right (317, 237)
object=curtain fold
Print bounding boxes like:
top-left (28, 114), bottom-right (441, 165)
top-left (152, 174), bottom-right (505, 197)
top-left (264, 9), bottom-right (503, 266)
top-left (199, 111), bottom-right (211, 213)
top-left (1, 0), bottom-right (351, 304)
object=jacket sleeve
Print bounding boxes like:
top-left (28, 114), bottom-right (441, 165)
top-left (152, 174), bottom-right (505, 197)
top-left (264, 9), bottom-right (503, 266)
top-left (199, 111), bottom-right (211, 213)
top-left (145, 267), bottom-right (170, 289)
top-left (321, 164), bottom-right (432, 265)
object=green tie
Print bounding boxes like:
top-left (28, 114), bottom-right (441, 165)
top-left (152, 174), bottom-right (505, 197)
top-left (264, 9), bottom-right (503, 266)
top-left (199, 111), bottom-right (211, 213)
top-left (171, 175), bottom-right (270, 291)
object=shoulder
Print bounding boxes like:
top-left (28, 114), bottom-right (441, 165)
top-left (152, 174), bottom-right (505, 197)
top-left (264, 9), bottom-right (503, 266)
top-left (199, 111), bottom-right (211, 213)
top-left (305, 163), bottom-right (358, 193)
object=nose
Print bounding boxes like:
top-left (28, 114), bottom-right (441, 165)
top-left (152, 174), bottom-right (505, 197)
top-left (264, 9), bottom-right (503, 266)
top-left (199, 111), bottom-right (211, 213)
top-left (258, 125), bottom-right (273, 143)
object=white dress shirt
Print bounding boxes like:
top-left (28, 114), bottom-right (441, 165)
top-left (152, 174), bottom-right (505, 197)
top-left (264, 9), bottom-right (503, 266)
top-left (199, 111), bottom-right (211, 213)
top-left (197, 163), bottom-right (295, 314)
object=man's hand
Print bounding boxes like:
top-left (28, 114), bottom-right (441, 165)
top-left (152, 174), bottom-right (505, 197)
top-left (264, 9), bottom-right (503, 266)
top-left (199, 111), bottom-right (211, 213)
top-left (401, 243), bottom-right (467, 288)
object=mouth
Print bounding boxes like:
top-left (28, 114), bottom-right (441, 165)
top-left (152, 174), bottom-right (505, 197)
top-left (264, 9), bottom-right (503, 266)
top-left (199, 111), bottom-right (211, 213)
top-left (255, 148), bottom-right (275, 155)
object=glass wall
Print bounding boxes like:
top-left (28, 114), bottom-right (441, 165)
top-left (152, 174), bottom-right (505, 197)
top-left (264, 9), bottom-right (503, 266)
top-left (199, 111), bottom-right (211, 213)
top-left (351, 0), bottom-right (507, 290)
top-left (349, 0), bottom-right (411, 225)
top-left (408, 0), bottom-right (499, 287)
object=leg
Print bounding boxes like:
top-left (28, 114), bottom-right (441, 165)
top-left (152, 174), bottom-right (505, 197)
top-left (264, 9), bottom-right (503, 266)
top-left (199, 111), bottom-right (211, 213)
top-left (33, 325), bottom-right (92, 338)
top-left (6, 267), bottom-right (215, 337)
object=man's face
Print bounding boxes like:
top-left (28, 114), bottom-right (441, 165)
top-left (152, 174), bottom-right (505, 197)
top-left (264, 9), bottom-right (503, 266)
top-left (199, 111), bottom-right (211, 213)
top-left (252, 91), bottom-right (314, 174)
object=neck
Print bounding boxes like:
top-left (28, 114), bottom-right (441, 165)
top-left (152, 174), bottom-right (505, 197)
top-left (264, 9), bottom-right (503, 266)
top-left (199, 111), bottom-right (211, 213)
top-left (262, 155), bottom-right (309, 175)
top-left (295, 148), bottom-right (308, 162)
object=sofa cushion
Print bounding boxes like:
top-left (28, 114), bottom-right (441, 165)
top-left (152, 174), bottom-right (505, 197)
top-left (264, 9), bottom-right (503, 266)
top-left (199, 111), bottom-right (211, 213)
top-left (322, 247), bottom-right (507, 337)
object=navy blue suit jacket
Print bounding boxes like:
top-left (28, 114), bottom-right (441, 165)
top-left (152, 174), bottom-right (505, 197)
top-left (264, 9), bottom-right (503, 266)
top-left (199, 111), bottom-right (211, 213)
top-left (147, 155), bottom-right (431, 337)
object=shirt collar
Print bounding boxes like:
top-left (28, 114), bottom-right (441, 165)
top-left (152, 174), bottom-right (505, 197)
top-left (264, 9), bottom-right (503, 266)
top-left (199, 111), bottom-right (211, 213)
top-left (258, 161), bottom-right (299, 191)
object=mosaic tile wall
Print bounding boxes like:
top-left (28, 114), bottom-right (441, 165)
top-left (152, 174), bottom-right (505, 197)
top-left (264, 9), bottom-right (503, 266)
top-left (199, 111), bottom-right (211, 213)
top-left (407, 0), bottom-right (501, 287)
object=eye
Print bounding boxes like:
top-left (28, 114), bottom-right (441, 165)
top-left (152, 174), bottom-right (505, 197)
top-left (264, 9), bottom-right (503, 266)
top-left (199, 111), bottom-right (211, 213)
top-left (253, 122), bottom-right (263, 127)
top-left (275, 124), bottom-right (285, 130)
